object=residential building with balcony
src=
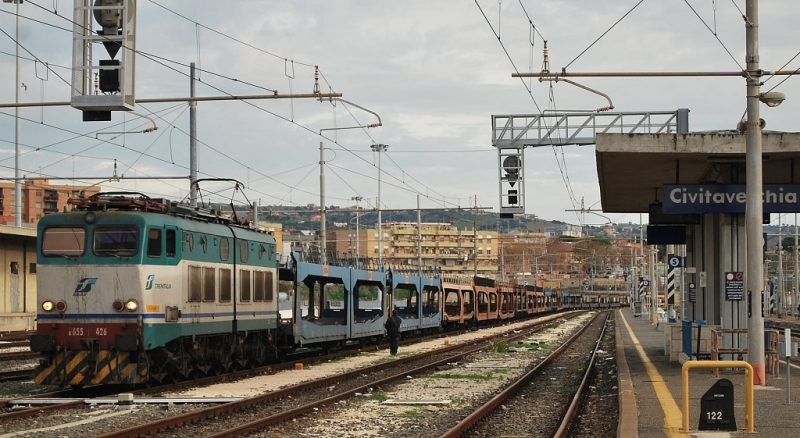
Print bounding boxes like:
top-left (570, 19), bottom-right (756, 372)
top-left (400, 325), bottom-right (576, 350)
top-left (326, 222), bottom-right (498, 276)
top-left (0, 178), bottom-right (101, 226)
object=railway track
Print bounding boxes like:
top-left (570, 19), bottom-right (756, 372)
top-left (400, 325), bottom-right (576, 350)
top-left (0, 313), bottom-right (579, 437)
top-left (0, 350), bottom-right (36, 361)
top-left (0, 341), bottom-right (31, 349)
top-left (441, 311), bottom-right (612, 437)
top-left (0, 368), bottom-right (33, 383)
top-left (0, 311), bottom-right (552, 421)
top-left (0, 331), bottom-right (34, 342)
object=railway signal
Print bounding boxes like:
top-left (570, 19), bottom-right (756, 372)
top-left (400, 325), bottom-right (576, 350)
top-left (71, 0), bottom-right (137, 121)
top-left (498, 148), bottom-right (524, 218)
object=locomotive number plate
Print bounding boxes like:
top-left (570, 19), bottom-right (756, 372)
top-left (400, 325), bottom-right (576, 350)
top-left (68, 327), bottom-right (110, 336)
top-left (67, 327), bottom-right (84, 336)
top-left (146, 305), bottom-right (160, 312)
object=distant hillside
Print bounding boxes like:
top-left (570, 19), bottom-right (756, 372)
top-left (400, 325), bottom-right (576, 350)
top-left (252, 205), bottom-right (644, 239)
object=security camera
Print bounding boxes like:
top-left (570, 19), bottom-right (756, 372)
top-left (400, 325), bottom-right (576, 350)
top-left (759, 91), bottom-right (786, 108)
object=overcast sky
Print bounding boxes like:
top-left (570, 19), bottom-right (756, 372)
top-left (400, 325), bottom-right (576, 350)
top-left (2, 1), bottom-right (800, 226)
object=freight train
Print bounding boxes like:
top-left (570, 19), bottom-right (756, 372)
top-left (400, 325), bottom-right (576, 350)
top-left (29, 189), bottom-right (627, 387)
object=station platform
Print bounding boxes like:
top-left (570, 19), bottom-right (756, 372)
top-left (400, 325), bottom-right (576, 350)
top-left (616, 307), bottom-right (800, 437)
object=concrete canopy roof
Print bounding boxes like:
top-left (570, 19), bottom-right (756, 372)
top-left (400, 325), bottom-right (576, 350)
top-left (595, 132), bottom-right (800, 213)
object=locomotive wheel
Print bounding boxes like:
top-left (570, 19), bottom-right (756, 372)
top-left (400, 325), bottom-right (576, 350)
top-left (163, 374), bottom-right (178, 384)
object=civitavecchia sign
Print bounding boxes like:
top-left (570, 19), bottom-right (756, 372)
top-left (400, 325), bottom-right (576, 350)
top-left (663, 184), bottom-right (800, 214)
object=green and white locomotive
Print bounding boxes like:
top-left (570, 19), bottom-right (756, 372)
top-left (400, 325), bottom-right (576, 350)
top-left (30, 190), bottom-right (279, 386)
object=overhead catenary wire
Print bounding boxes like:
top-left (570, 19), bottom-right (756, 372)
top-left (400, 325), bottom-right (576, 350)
top-left (476, 0), bottom-right (586, 221)
top-left (562, 0), bottom-right (645, 70)
top-left (0, 3), bottom-right (344, 203)
top-left (5, 1), bottom-right (486, 211)
top-left (682, 0), bottom-right (744, 71)
top-left (65, 2), bottom-right (448, 207)
top-left (0, 103), bottom-right (185, 165)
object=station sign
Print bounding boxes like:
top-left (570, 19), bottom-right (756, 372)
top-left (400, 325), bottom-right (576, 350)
top-left (668, 254), bottom-right (682, 268)
top-left (663, 184), bottom-right (800, 214)
top-left (725, 271), bottom-right (744, 301)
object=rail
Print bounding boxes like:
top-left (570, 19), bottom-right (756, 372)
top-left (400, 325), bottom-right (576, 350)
top-left (439, 311), bottom-right (605, 437)
top-left (554, 312), bottom-right (611, 437)
top-left (93, 313), bottom-right (579, 438)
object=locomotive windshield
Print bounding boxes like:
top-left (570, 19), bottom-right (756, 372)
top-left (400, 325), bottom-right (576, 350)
top-left (42, 227), bottom-right (86, 257)
top-left (94, 226), bottom-right (139, 257)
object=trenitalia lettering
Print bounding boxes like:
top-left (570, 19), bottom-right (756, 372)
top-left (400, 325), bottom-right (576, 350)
top-left (662, 184), bottom-right (800, 214)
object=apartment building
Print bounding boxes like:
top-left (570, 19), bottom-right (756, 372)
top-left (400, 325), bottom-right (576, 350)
top-left (326, 222), bottom-right (498, 276)
top-left (0, 178), bottom-right (100, 226)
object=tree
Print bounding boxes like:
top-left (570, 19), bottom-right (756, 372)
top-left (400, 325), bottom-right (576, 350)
top-left (781, 236), bottom-right (796, 252)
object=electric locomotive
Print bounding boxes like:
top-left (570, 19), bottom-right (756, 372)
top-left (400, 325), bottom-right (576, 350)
top-left (30, 189), bottom-right (279, 386)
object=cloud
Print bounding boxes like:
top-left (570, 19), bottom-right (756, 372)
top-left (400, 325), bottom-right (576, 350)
top-left (0, 1), bottom-right (799, 224)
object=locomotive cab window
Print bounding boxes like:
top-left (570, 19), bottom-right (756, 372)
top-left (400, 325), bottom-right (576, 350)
top-left (166, 229), bottom-right (176, 257)
top-left (94, 226), bottom-right (138, 257)
top-left (147, 229), bottom-right (162, 257)
top-left (42, 227), bottom-right (86, 257)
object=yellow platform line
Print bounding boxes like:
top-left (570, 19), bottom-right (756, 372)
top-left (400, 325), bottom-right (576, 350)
top-left (619, 310), bottom-right (687, 437)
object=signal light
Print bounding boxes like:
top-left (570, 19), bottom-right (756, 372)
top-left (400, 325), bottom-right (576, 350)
top-left (113, 300), bottom-right (124, 312)
top-left (55, 301), bottom-right (67, 312)
top-left (508, 189), bottom-right (518, 205)
top-left (99, 59), bottom-right (120, 93)
top-left (125, 299), bottom-right (138, 312)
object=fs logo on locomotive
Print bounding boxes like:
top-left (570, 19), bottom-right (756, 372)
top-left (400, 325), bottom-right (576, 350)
top-left (74, 277), bottom-right (97, 295)
top-left (145, 274), bottom-right (172, 290)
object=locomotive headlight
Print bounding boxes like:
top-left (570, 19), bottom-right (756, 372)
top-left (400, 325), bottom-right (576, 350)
top-left (42, 301), bottom-right (55, 312)
top-left (125, 299), bottom-right (138, 312)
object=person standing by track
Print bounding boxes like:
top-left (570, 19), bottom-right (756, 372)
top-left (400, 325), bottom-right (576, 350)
top-left (385, 309), bottom-right (402, 355)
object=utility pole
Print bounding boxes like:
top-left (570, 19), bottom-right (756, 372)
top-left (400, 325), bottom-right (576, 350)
top-left (6, 0), bottom-right (22, 226)
top-left (792, 213), bottom-right (800, 317)
top-left (417, 195), bottom-right (423, 277)
top-left (744, 0), bottom-right (766, 386)
top-left (352, 196), bottom-right (362, 269)
top-left (778, 223), bottom-right (784, 317)
top-left (189, 62), bottom-right (197, 207)
top-left (320, 141), bottom-right (327, 265)
top-left (473, 221), bottom-right (478, 277)
top-left (371, 144), bottom-right (388, 266)
top-left (650, 246), bottom-right (657, 325)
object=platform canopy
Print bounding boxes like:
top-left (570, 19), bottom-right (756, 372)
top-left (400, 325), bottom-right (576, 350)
top-left (596, 132), bottom-right (800, 213)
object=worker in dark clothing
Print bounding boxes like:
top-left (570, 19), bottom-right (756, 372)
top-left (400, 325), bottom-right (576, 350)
top-left (385, 309), bottom-right (402, 355)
